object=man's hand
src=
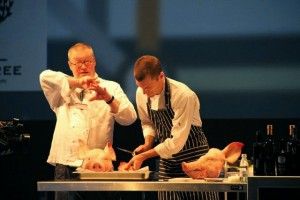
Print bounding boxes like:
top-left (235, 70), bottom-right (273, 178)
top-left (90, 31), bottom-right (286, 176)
top-left (88, 82), bottom-right (111, 102)
top-left (68, 76), bottom-right (98, 89)
top-left (78, 76), bottom-right (98, 89)
top-left (123, 137), bottom-right (155, 170)
top-left (124, 154), bottom-right (145, 171)
top-left (133, 143), bottom-right (152, 155)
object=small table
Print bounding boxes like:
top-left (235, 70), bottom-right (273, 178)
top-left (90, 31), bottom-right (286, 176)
top-left (247, 176), bottom-right (300, 200)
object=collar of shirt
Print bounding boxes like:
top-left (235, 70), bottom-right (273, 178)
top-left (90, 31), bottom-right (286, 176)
top-left (74, 88), bottom-right (96, 106)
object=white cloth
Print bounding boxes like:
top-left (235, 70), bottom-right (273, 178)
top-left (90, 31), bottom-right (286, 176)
top-left (136, 77), bottom-right (202, 159)
top-left (40, 69), bottom-right (137, 167)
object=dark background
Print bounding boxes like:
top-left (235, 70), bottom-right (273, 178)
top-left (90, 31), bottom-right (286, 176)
top-left (1, 1), bottom-right (300, 199)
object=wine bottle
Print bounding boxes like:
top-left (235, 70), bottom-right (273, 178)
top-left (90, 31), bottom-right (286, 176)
top-left (263, 124), bottom-right (276, 176)
top-left (286, 125), bottom-right (299, 175)
top-left (276, 138), bottom-right (287, 176)
top-left (252, 130), bottom-right (264, 175)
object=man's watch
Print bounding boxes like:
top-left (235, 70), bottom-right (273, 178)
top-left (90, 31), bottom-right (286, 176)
top-left (106, 95), bottom-right (114, 104)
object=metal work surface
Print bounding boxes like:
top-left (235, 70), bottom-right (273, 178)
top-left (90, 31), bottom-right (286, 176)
top-left (38, 176), bottom-right (300, 200)
top-left (37, 179), bottom-right (246, 192)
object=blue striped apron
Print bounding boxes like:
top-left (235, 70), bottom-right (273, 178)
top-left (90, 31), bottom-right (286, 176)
top-left (146, 78), bottom-right (219, 200)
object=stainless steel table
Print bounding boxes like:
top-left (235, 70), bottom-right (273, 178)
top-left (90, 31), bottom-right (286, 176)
top-left (38, 176), bottom-right (300, 200)
top-left (37, 180), bottom-right (246, 192)
top-left (37, 179), bottom-right (246, 200)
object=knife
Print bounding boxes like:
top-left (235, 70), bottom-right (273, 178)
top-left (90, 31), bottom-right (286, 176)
top-left (116, 147), bottom-right (136, 156)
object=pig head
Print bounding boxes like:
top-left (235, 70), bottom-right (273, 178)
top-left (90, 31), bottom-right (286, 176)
top-left (182, 142), bottom-right (244, 179)
top-left (78, 141), bottom-right (116, 172)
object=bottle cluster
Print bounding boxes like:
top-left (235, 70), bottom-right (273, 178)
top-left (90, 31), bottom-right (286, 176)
top-left (252, 124), bottom-right (300, 176)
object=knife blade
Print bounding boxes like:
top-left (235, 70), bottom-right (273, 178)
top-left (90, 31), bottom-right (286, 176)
top-left (116, 147), bottom-right (135, 156)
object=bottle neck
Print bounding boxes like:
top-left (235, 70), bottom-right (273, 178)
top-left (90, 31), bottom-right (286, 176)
top-left (289, 125), bottom-right (297, 139)
top-left (267, 124), bottom-right (273, 136)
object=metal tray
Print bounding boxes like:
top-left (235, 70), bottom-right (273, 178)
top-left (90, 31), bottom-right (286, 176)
top-left (74, 171), bottom-right (153, 180)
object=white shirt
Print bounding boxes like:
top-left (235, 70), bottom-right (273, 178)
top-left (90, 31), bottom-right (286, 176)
top-left (136, 77), bottom-right (202, 159)
top-left (40, 69), bottom-right (137, 166)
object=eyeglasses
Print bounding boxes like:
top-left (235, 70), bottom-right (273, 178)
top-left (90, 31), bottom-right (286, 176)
top-left (69, 60), bottom-right (94, 67)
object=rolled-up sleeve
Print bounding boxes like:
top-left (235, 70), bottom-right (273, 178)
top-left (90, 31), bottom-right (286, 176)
top-left (39, 70), bottom-right (71, 111)
top-left (136, 88), bottom-right (156, 138)
top-left (111, 83), bottom-right (137, 125)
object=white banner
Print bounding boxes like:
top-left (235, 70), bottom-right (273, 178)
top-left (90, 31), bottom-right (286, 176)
top-left (0, 0), bottom-right (46, 91)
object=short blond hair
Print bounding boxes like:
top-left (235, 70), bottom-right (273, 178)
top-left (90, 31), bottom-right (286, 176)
top-left (68, 42), bottom-right (94, 60)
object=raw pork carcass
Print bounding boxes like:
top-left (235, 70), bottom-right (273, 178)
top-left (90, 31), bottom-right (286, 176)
top-left (182, 142), bottom-right (244, 179)
top-left (78, 141), bottom-right (116, 172)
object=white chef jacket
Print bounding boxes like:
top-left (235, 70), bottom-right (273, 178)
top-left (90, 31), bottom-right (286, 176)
top-left (136, 77), bottom-right (202, 159)
top-left (40, 69), bottom-right (137, 167)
